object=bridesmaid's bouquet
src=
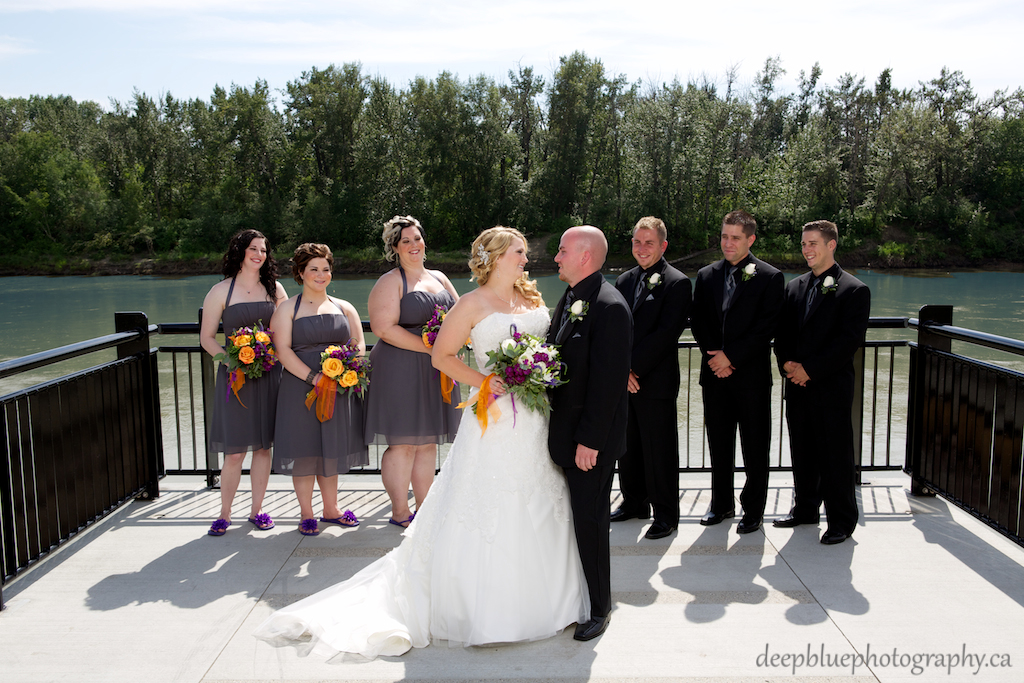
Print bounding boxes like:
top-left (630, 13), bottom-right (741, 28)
top-left (482, 324), bottom-right (566, 418)
top-left (213, 320), bottom-right (277, 406)
top-left (305, 340), bottom-right (371, 422)
top-left (421, 304), bottom-right (448, 348)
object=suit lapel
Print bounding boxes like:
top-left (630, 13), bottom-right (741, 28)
top-left (712, 260), bottom-right (727, 324)
top-left (556, 272), bottom-right (601, 344)
top-left (549, 291), bottom-right (567, 343)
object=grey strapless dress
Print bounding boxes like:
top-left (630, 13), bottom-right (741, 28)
top-left (207, 281), bottom-right (281, 456)
top-left (273, 306), bottom-right (369, 477)
top-left (364, 269), bottom-right (461, 446)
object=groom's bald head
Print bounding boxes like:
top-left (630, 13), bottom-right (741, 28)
top-left (555, 226), bottom-right (607, 286)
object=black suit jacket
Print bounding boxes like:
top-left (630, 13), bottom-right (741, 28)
top-left (690, 255), bottom-right (784, 387)
top-left (614, 258), bottom-right (692, 401)
top-left (774, 264), bottom-right (870, 396)
top-left (547, 272), bottom-right (633, 468)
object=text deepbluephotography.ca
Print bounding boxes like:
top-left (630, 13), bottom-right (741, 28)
top-left (756, 643), bottom-right (1013, 676)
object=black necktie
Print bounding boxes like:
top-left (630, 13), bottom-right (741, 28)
top-left (633, 272), bottom-right (646, 311)
top-left (804, 277), bottom-right (820, 322)
top-left (722, 266), bottom-right (737, 313)
top-left (560, 289), bottom-right (576, 330)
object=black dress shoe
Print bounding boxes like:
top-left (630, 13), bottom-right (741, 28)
top-left (772, 513), bottom-right (820, 528)
top-left (573, 615), bottom-right (609, 641)
top-left (736, 516), bottom-right (762, 534)
top-left (644, 520), bottom-right (677, 539)
top-left (610, 506), bottom-right (650, 522)
top-left (699, 509), bottom-right (735, 526)
top-left (820, 529), bottom-right (850, 545)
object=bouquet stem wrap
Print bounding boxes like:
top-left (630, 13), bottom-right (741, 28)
top-left (457, 373), bottom-right (501, 435)
top-left (304, 374), bottom-right (338, 423)
top-left (227, 369), bottom-right (247, 408)
top-left (440, 372), bottom-right (455, 404)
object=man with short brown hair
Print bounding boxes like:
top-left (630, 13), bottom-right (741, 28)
top-left (690, 210), bottom-right (784, 534)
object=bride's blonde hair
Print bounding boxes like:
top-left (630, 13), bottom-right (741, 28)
top-left (469, 226), bottom-right (544, 307)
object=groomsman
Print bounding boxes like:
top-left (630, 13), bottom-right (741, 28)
top-left (690, 210), bottom-right (784, 533)
top-left (548, 226), bottom-right (632, 641)
top-left (612, 217), bottom-right (692, 540)
top-left (774, 220), bottom-right (870, 545)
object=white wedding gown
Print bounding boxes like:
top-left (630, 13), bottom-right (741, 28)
top-left (253, 308), bottom-right (590, 659)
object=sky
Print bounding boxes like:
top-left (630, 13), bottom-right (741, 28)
top-left (1, 0), bottom-right (1021, 109)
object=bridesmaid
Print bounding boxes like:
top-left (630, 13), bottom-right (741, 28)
top-left (201, 229), bottom-right (288, 536)
top-left (271, 243), bottom-right (368, 536)
top-left (364, 216), bottom-right (461, 527)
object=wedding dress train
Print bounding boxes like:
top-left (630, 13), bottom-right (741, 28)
top-left (253, 308), bottom-right (590, 659)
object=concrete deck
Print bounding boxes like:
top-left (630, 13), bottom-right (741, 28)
top-left (2, 471), bottom-right (1022, 683)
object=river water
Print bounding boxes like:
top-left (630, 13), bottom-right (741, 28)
top-left (2, 270), bottom-right (1022, 470)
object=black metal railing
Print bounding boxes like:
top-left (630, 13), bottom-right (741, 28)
top-left (906, 305), bottom-right (1024, 547)
top-left (1, 312), bottom-right (162, 608)
top-left (155, 315), bottom-right (910, 483)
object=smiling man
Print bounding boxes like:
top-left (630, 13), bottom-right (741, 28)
top-left (773, 220), bottom-right (870, 545)
top-left (689, 210), bottom-right (784, 534)
top-left (613, 217), bottom-right (692, 539)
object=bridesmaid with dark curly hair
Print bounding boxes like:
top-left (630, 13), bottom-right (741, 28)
top-left (201, 229), bottom-right (288, 536)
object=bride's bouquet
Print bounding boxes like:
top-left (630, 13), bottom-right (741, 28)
top-left (305, 340), bottom-right (371, 422)
top-left (481, 324), bottom-right (566, 418)
top-left (213, 320), bottom-right (277, 407)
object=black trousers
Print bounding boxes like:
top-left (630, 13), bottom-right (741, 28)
top-left (785, 383), bottom-right (859, 534)
top-left (620, 395), bottom-right (679, 524)
top-left (563, 463), bottom-right (614, 618)
top-left (701, 376), bottom-right (770, 517)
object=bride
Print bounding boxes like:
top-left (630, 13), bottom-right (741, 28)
top-left (253, 226), bottom-right (590, 659)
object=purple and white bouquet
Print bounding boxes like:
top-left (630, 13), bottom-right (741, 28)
top-left (484, 324), bottom-right (567, 417)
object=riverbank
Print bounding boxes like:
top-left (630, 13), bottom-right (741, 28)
top-left (3, 231), bottom-right (1021, 277)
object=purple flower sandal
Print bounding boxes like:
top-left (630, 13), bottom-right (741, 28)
top-left (208, 519), bottom-right (230, 536)
top-left (388, 513), bottom-right (415, 528)
top-left (320, 510), bottom-right (359, 527)
top-left (299, 518), bottom-right (320, 536)
top-left (248, 513), bottom-right (274, 530)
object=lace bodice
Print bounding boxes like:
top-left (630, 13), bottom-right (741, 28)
top-left (469, 308), bottom-right (551, 369)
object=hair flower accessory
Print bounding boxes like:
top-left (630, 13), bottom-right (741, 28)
top-left (742, 263), bottom-right (757, 281)
top-left (569, 299), bottom-right (589, 322)
top-left (821, 274), bottom-right (838, 294)
top-left (646, 272), bottom-right (662, 290)
top-left (476, 245), bottom-right (490, 265)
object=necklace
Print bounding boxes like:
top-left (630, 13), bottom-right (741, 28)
top-left (494, 288), bottom-right (518, 307)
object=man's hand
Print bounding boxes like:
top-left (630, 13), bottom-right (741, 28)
top-left (707, 350), bottom-right (734, 378)
top-left (575, 444), bottom-right (599, 471)
top-left (784, 361), bottom-right (810, 386)
top-left (627, 370), bottom-right (640, 394)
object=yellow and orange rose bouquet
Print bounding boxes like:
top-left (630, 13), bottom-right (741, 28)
top-left (213, 320), bottom-right (277, 407)
top-left (304, 340), bottom-right (371, 422)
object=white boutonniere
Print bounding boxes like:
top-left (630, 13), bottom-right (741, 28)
top-left (821, 274), bottom-right (838, 294)
top-left (568, 299), bottom-right (589, 323)
top-left (646, 272), bottom-right (662, 290)
top-left (742, 263), bottom-right (757, 282)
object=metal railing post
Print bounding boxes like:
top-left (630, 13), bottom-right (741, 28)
top-left (907, 305), bottom-right (953, 496)
top-left (115, 312), bottom-right (161, 500)
top-left (198, 308), bottom-right (218, 488)
top-left (852, 345), bottom-right (865, 485)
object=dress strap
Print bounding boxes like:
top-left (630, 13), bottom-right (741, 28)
top-left (225, 277), bottom-right (236, 307)
top-left (329, 297), bottom-right (345, 314)
top-left (399, 266), bottom-right (408, 297)
top-left (291, 295), bottom-right (302, 321)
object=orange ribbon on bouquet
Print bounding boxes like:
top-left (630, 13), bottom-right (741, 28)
top-left (228, 368), bottom-right (247, 408)
top-left (456, 373), bottom-right (502, 435)
top-left (304, 374), bottom-right (338, 423)
top-left (440, 372), bottom-right (455, 404)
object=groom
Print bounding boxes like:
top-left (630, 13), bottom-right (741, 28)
top-left (548, 226), bottom-right (632, 641)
